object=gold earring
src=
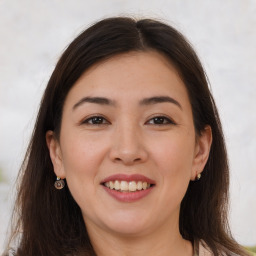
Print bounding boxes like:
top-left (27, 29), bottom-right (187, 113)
top-left (54, 177), bottom-right (65, 189)
top-left (196, 173), bottom-right (201, 181)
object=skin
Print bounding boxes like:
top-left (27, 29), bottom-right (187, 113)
top-left (46, 51), bottom-right (212, 256)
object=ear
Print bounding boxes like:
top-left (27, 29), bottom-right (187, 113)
top-left (191, 125), bottom-right (212, 181)
top-left (46, 130), bottom-right (66, 179)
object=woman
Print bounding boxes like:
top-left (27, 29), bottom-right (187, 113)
top-left (3, 17), bottom-right (250, 256)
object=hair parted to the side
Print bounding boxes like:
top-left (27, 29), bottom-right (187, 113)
top-left (3, 17), bottom-right (249, 256)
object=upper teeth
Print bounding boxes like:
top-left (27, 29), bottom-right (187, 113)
top-left (104, 181), bottom-right (151, 192)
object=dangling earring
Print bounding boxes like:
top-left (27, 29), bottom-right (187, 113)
top-left (196, 172), bottom-right (201, 181)
top-left (54, 177), bottom-right (65, 189)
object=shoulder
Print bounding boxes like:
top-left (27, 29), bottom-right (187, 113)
top-left (194, 240), bottom-right (212, 256)
top-left (196, 240), bottom-right (241, 256)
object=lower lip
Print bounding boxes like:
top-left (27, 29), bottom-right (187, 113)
top-left (102, 186), bottom-right (154, 202)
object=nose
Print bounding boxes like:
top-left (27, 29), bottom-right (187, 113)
top-left (109, 121), bottom-right (148, 166)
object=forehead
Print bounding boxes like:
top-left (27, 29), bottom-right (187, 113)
top-left (64, 51), bottom-right (190, 109)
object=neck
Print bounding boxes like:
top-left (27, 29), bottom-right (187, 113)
top-left (85, 218), bottom-right (193, 256)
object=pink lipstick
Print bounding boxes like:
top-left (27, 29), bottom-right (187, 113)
top-left (101, 174), bottom-right (155, 203)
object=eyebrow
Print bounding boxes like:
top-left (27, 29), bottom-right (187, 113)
top-left (139, 96), bottom-right (182, 109)
top-left (72, 96), bottom-right (182, 110)
top-left (73, 97), bottom-right (115, 110)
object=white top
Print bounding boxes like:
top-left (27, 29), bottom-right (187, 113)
top-left (194, 240), bottom-right (239, 256)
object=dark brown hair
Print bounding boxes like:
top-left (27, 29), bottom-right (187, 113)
top-left (3, 17), bottom-right (249, 256)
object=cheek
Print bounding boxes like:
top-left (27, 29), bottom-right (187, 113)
top-left (59, 135), bottom-right (111, 223)
top-left (60, 134), bottom-right (108, 198)
top-left (150, 130), bottom-right (195, 172)
top-left (62, 134), bottom-right (105, 172)
top-left (150, 131), bottom-right (195, 198)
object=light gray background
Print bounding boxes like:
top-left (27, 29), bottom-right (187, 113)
top-left (0, 0), bottom-right (255, 251)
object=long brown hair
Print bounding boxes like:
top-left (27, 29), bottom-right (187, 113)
top-left (3, 17), bottom-right (250, 256)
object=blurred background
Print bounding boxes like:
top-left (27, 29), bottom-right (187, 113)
top-left (0, 0), bottom-right (255, 252)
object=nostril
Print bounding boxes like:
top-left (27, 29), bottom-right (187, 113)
top-left (109, 145), bottom-right (148, 165)
top-left (114, 157), bottom-right (142, 164)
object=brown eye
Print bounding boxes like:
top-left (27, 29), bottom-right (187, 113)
top-left (147, 116), bottom-right (176, 125)
top-left (82, 116), bottom-right (109, 125)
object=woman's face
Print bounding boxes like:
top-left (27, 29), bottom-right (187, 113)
top-left (47, 51), bottom-right (211, 237)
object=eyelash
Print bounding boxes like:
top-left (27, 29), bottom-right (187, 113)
top-left (81, 115), bottom-right (176, 126)
top-left (147, 116), bottom-right (176, 125)
top-left (82, 116), bottom-right (109, 125)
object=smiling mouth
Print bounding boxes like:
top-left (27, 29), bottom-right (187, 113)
top-left (103, 180), bottom-right (154, 192)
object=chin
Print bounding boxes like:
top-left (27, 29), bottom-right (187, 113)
top-left (100, 211), bottom-right (153, 236)
top-left (106, 222), bottom-right (149, 237)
